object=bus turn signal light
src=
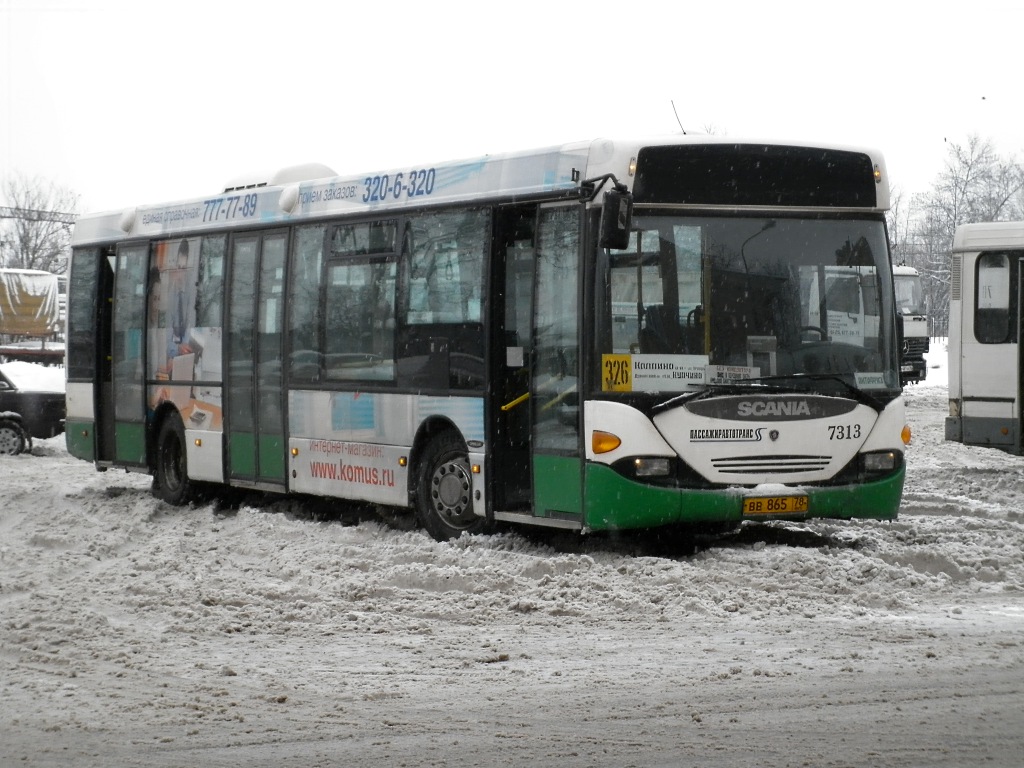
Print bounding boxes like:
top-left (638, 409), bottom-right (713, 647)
top-left (592, 431), bottom-right (622, 454)
top-left (901, 425), bottom-right (912, 445)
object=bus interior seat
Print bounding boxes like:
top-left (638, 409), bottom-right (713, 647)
top-left (640, 304), bottom-right (683, 353)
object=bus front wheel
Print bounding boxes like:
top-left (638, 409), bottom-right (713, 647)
top-left (154, 413), bottom-right (193, 505)
top-left (415, 433), bottom-right (487, 541)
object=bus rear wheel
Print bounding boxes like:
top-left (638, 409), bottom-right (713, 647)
top-left (154, 413), bottom-right (193, 505)
top-left (415, 433), bottom-right (487, 541)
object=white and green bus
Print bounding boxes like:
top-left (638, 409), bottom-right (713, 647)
top-left (66, 136), bottom-right (909, 541)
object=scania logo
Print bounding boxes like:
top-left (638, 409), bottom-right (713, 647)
top-left (684, 394), bottom-right (859, 421)
top-left (736, 400), bottom-right (811, 418)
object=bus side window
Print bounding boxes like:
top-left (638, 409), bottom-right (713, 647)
top-left (196, 236), bottom-right (226, 328)
top-left (68, 247), bottom-right (101, 380)
top-left (397, 209), bottom-right (487, 390)
top-left (323, 260), bottom-right (396, 381)
top-left (287, 225), bottom-right (326, 381)
top-left (975, 252), bottom-right (1013, 344)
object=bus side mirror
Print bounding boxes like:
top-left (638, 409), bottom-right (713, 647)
top-left (600, 188), bottom-right (633, 250)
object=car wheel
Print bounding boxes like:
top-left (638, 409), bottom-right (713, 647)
top-left (414, 432), bottom-right (488, 541)
top-left (153, 412), bottom-right (193, 505)
top-left (0, 419), bottom-right (26, 456)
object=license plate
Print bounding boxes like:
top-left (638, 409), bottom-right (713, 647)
top-left (742, 495), bottom-right (809, 515)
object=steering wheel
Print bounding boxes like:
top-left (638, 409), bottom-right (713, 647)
top-left (800, 326), bottom-right (828, 341)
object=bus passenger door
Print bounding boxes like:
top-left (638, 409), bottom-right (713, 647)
top-left (103, 243), bottom-right (148, 465)
top-left (479, 203), bottom-right (586, 524)
top-left (489, 207), bottom-right (536, 510)
top-left (529, 206), bottom-right (583, 522)
top-left (90, 247), bottom-right (115, 462)
top-left (225, 230), bottom-right (288, 489)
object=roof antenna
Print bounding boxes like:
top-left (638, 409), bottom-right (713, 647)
top-left (671, 100), bottom-right (687, 135)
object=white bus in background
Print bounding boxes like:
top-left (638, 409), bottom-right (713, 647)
top-left (892, 264), bottom-right (928, 384)
top-left (946, 221), bottom-right (1024, 453)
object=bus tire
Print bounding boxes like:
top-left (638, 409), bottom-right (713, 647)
top-left (154, 412), bottom-right (193, 505)
top-left (415, 432), bottom-right (487, 541)
top-left (0, 419), bottom-right (26, 455)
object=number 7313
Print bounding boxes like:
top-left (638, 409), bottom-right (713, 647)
top-left (827, 424), bottom-right (862, 440)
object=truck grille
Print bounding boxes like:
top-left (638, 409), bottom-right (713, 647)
top-left (903, 337), bottom-right (929, 356)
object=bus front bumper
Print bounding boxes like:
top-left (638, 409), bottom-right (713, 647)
top-left (583, 462), bottom-right (905, 532)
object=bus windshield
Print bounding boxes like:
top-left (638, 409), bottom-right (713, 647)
top-left (597, 214), bottom-right (900, 395)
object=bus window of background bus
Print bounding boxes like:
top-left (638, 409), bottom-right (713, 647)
top-left (975, 252), bottom-right (1016, 344)
top-left (287, 225), bottom-right (326, 382)
top-left (324, 220), bottom-right (397, 382)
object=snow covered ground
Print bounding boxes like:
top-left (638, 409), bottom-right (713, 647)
top-left (2, 344), bottom-right (1023, 767)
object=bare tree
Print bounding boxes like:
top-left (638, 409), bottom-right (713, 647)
top-left (906, 135), bottom-right (1024, 336)
top-left (917, 135), bottom-right (1024, 239)
top-left (887, 186), bottom-right (914, 265)
top-left (0, 174), bottom-right (79, 274)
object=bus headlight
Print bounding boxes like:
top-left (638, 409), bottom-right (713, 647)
top-left (863, 451), bottom-right (897, 472)
top-left (634, 457), bottom-right (671, 477)
top-left (610, 455), bottom-right (681, 486)
top-left (858, 450), bottom-right (903, 481)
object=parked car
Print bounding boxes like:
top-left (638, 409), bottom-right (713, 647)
top-left (0, 361), bottom-right (65, 455)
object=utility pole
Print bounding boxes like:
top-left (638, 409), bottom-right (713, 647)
top-left (0, 206), bottom-right (77, 224)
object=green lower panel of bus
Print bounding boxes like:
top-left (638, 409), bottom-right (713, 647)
top-left (229, 430), bottom-right (285, 483)
top-left (230, 432), bottom-right (255, 477)
top-left (259, 437), bottom-right (285, 482)
top-left (115, 422), bottom-right (146, 465)
top-left (532, 454), bottom-right (582, 518)
top-left (64, 420), bottom-right (146, 467)
top-left (65, 419), bottom-right (95, 462)
top-left (582, 463), bottom-right (905, 531)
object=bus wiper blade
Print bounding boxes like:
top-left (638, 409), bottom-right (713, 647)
top-left (653, 380), bottom-right (789, 413)
top-left (653, 375), bottom-right (885, 414)
top-left (753, 373), bottom-right (885, 412)
top-left (653, 388), bottom-right (715, 413)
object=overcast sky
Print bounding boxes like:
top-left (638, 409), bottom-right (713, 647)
top-left (3, 0), bottom-right (1022, 214)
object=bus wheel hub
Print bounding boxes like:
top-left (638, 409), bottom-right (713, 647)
top-left (431, 460), bottom-right (472, 522)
